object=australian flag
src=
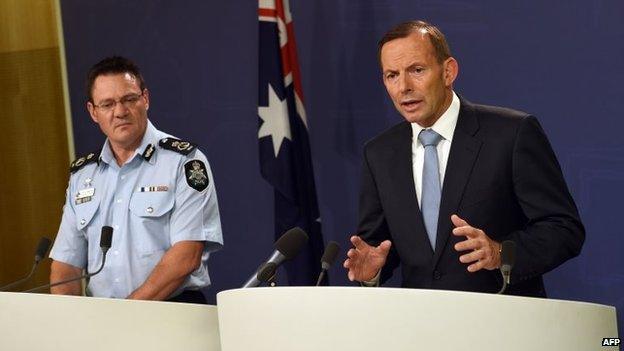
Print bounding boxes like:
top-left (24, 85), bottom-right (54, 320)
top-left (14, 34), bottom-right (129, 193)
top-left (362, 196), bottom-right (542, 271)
top-left (258, 0), bottom-right (325, 285)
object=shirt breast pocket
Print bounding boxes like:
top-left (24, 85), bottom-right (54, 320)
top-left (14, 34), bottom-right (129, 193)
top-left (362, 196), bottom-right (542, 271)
top-left (75, 199), bottom-right (100, 232)
top-left (129, 191), bottom-right (175, 218)
top-left (129, 191), bottom-right (175, 257)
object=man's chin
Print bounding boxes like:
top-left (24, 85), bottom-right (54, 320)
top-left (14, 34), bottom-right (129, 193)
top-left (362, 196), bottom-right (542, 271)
top-left (112, 128), bottom-right (133, 138)
top-left (402, 111), bottom-right (439, 128)
top-left (109, 131), bottom-right (139, 145)
top-left (403, 114), bottom-right (425, 125)
top-left (114, 123), bottom-right (133, 131)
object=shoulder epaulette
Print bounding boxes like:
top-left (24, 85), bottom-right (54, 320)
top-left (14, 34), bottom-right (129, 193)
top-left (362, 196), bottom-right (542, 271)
top-left (159, 137), bottom-right (197, 156)
top-left (70, 151), bottom-right (100, 173)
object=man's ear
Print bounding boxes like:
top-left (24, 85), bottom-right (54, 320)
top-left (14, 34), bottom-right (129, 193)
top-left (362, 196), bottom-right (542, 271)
top-left (443, 57), bottom-right (459, 87)
top-left (143, 89), bottom-right (150, 110)
top-left (87, 101), bottom-right (98, 123)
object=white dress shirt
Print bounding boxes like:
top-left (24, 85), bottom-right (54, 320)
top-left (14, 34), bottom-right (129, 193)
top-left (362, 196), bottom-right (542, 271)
top-left (411, 91), bottom-right (460, 208)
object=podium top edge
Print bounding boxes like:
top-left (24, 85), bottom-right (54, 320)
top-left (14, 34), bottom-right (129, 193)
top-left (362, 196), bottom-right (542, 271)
top-left (216, 286), bottom-right (617, 311)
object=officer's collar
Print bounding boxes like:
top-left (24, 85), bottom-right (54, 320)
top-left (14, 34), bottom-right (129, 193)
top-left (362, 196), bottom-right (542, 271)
top-left (135, 120), bottom-right (159, 164)
top-left (99, 120), bottom-right (159, 166)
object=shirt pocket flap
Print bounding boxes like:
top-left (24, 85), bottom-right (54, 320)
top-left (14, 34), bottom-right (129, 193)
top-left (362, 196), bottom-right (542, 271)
top-left (75, 200), bottom-right (100, 231)
top-left (129, 191), bottom-right (174, 218)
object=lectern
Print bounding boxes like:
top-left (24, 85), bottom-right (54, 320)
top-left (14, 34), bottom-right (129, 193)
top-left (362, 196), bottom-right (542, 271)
top-left (217, 287), bottom-right (619, 351)
top-left (0, 292), bottom-right (220, 351)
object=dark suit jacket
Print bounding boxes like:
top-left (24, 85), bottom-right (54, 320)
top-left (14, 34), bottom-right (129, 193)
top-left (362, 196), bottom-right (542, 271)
top-left (358, 98), bottom-right (585, 297)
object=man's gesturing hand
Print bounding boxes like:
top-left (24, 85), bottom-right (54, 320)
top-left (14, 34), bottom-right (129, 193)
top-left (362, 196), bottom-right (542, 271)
top-left (452, 214), bottom-right (501, 272)
top-left (343, 236), bottom-right (392, 282)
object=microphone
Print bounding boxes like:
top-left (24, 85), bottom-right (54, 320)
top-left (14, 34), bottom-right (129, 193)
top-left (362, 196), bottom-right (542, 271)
top-left (0, 237), bottom-right (52, 291)
top-left (24, 226), bottom-right (113, 293)
top-left (497, 240), bottom-right (516, 295)
top-left (34, 237), bottom-right (53, 263)
top-left (242, 227), bottom-right (309, 288)
top-left (257, 262), bottom-right (277, 285)
top-left (315, 241), bottom-right (340, 286)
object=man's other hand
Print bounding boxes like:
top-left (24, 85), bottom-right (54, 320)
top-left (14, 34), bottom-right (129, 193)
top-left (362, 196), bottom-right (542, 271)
top-left (343, 236), bottom-right (391, 282)
top-left (452, 214), bottom-right (501, 272)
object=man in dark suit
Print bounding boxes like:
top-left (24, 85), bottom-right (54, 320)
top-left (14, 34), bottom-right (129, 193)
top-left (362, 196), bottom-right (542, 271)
top-left (343, 20), bottom-right (584, 297)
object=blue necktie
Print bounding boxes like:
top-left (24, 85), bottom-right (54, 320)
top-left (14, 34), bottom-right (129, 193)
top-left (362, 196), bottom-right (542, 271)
top-left (418, 129), bottom-right (443, 250)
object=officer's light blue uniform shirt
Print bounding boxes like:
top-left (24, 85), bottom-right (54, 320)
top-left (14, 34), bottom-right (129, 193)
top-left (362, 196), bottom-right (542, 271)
top-left (50, 121), bottom-right (223, 298)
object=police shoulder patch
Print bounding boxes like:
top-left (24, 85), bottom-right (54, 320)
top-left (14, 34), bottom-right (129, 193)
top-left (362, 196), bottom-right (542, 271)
top-left (70, 151), bottom-right (100, 173)
top-left (159, 137), bottom-right (197, 156)
top-left (184, 159), bottom-right (209, 192)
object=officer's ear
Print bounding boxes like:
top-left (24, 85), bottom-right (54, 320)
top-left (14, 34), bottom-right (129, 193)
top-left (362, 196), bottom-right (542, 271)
top-left (142, 89), bottom-right (150, 111)
top-left (87, 101), bottom-right (99, 123)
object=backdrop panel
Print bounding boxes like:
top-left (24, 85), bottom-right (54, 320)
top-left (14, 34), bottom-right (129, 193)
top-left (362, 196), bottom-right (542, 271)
top-left (58, 0), bottom-right (623, 334)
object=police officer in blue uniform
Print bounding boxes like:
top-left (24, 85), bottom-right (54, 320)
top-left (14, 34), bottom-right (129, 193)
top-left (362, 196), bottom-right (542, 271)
top-left (49, 57), bottom-right (223, 303)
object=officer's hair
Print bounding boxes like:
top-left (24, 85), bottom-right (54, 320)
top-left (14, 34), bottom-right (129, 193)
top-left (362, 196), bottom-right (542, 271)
top-left (86, 56), bottom-right (147, 102)
top-left (377, 20), bottom-right (451, 65)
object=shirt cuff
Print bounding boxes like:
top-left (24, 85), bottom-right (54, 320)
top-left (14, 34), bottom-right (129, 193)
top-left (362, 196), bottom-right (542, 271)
top-left (360, 269), bottom-right (381, 287)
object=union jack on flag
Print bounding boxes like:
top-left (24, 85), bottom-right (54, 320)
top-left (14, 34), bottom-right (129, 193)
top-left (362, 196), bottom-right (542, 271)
top-left (258, 0), bottom-right (325, 285)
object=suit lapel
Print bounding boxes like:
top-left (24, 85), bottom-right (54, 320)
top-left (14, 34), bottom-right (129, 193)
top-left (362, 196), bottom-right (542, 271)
top-left (433, 99), bottom-right (482, 266)
top-left (387, 122), bottom-right (434, 257)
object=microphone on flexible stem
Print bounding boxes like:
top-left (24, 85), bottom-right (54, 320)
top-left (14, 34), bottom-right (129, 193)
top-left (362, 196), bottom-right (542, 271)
top-left (24, 226), bottom-right (113, 293)
top-left (497, 240), bottom-right (516, 295)
top-left (0, 237), bottom-right (52, 291)
top-left (316, 241), bottom-right (340, 286)
top-left (242, 227), bottom-right (309, 288)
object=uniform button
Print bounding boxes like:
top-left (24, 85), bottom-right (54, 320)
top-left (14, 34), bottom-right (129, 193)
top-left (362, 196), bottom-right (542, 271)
top-left (146, 207), bottom-right (154, 214)
top-left (114, 250), bottom-right (119, 255)
top-left (116, 198), bottom-right (123, 203)
top-left (120, 175), bottom-right (126, 180)
top-left (80, 219), bottom-right (86, 225)
top-left (114, 278), bottom-right (120, 283)
top-left (433, 270), bottom-right (442, 280)
top-left (114, 224), bottom-right (120, 230)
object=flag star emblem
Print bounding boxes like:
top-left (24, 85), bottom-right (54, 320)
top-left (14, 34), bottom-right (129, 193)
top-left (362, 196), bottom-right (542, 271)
top-left (258, 83), bottom-right (292, 157)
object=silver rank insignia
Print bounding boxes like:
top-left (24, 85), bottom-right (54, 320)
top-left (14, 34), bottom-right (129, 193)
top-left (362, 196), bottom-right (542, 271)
top-left (142, 143), bottom-right (156, 161)
top-left (173, 141), bottom-right (191, 151)
top-left (70, 151), bottom-right (100, 173)
top-left (159, 137), bottom-right (197, 156)
top-left (184, 160), bottom-right (209, 192)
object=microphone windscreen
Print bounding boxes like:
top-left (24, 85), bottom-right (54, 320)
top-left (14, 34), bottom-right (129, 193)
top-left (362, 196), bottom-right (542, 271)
top-left (34, 237), bottom-right (52, 262)
top-left (257, 262), bottom-right (277, 282)
top-left (100, 226), bottom-right (114, 249)
top-left (274, 227), bottom-right (309, 259)
top-left (501, 240), bottom-right (516, 267)
top-left (321, 241), bottom-right (340, 267)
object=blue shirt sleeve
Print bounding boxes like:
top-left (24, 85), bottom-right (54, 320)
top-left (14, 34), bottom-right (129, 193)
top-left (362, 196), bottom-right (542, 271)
top-left (49, 181), bottom-right (88, 268)
top-left (170, 150), bottom-right (223, 252)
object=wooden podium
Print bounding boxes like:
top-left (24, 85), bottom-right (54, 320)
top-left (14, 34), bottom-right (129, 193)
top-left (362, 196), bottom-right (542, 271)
top-left (217, 287), bottom-right (619, 351)
top-left (0, 292), bottom-right (220, 351)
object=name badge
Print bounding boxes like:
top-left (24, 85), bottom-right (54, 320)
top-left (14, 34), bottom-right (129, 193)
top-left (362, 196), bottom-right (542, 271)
top-left (75, 188), bottom-right (95, 205)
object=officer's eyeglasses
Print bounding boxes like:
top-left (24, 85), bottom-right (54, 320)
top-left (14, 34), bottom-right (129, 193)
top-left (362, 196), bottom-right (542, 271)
top-left (92, 92), bottom-right (144, 112)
